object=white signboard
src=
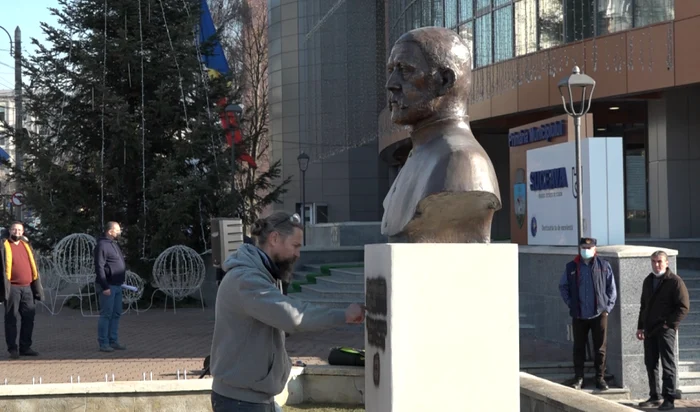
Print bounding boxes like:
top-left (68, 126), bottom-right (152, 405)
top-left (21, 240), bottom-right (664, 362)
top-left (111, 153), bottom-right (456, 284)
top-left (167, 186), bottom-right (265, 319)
top-left (527, 137), bottom-right (625, 246)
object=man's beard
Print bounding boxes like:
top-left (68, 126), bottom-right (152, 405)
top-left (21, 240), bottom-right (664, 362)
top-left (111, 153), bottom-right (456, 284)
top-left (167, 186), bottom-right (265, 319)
top-left (9, 235), bottom-right (19, 242)
top-left (273, 257), bottom-right (296, 283)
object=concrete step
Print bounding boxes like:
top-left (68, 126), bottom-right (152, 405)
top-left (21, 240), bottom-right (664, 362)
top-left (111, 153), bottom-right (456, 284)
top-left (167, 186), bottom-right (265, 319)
top-left (679, 347), bottom-right (700, 360)
top-left (292, 270), bottom-right (315, 283)
top-left (680, 333), bottom-right (700, 347)
top-left (315, 276), bottom-right (364, 291)
top-left (298, 284), bottom-right (365, 300)
top-left (303, 262), bottom-right (364, 273)
top-left (679, 371), bottom-right (700, 386)
top-left (681, 277), bottom-right (700, 289)
top-left (679, 385), bottom-right (700, 399)
top-left (679, 361), bottom-right (700, 373)
top-left (328, 268), bottom-right (365, 282)
top-left (290, 292), bottom-right (360, 309)
top-left (526, 373), bottom-right (629, 401)
top-left (520, 361), bottom-right (596, 375)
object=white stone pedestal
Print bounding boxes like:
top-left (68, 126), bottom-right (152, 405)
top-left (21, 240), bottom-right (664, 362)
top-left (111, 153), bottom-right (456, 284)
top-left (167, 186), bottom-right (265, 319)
top-left (364, 243), bottom-right (520, 412)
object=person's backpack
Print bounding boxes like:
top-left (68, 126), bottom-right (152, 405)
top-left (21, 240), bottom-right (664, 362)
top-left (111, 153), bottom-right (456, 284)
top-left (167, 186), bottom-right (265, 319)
top-left (328, 347), bottom-right (365, 367)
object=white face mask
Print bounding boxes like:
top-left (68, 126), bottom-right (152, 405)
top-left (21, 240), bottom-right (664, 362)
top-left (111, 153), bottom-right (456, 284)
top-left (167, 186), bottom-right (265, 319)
top-left (653, 269), bottom-right (666, 277)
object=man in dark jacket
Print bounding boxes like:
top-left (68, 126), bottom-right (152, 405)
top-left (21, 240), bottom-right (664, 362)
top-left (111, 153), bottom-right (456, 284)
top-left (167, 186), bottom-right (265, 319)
top-left (94, 221), bottom-right (127, 353)
top-left (559, 237), bottom-right (617, 390)
top-left (0, 222), bottom-right (43, 359)
top-left (636, 250), bottom-right (690, 411)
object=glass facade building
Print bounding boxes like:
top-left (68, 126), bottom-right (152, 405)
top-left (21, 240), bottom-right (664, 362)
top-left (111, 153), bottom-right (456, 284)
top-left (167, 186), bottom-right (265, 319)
top-left (387, 0), bottom-right (674, 69)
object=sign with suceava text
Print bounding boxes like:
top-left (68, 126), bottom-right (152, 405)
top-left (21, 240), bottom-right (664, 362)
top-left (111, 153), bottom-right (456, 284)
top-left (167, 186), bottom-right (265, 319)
top-left (527, 138), bottom-right (625, 246)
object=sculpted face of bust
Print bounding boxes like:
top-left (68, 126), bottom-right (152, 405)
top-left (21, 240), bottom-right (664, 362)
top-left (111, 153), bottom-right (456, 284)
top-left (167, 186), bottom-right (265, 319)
top-left (386, 28), bottom-right (471, 130)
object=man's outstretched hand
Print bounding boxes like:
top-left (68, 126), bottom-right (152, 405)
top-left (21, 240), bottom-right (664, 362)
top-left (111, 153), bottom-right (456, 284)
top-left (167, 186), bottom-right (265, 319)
top-left (345, 303), bottom-right (366, 324)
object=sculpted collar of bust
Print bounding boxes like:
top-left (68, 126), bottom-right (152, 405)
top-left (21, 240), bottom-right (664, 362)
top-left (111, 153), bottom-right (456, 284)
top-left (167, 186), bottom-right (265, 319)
top-left (386, 27), bottom-right (471, 146)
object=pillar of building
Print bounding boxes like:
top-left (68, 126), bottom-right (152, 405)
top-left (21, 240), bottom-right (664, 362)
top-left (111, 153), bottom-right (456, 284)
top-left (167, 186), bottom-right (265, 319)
top-left (647, 85), bottom-right (700, 238)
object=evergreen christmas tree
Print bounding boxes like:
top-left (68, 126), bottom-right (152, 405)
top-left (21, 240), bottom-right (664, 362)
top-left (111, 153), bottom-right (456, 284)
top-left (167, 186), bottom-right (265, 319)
top-left (0, 0), bottom-right (287, 268)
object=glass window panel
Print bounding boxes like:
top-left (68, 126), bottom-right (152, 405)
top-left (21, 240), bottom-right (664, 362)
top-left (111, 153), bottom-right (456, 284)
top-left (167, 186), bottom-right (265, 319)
top-left (433, 0), bottom-right (445, 26)
top-left (597, 0), bottom-right (633, 35)
top-left (539, 0), bottom-right (564, 49)
top-left (565, 0), bottom-right (595, 42)
top-left (446, 0), bottom-right (459, 28)
top-left (494, 0), bottom-right (511, 6)
top-left (634, 0), bottom-right (674, 27)
top-left (494, 5), bottom-right (513, 62)
top-left (477, 0), bottom-right (492, 12)
top-left (422, 0), bottom-right (432, 26)
top-left (412, 3), bottom-right (420, 29)
top-left (515, 0), bottom-right (537, 56)
top-left (458, 22), bottom-right (475, 69)
top-left (475, 13), bottom-right (492, 67)
top-left (459, 0), bottom-right (474, 22)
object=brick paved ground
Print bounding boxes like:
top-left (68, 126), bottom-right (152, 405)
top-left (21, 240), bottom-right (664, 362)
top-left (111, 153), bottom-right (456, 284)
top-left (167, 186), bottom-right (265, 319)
top-left (0, 306), bottom-right (364, 385)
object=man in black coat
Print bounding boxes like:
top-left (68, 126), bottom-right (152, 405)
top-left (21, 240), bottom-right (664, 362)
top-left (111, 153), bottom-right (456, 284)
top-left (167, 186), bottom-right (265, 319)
top-left (636, 250), bottom-right (690, 411)
top-left (94, 221), bottom-right (127, 353)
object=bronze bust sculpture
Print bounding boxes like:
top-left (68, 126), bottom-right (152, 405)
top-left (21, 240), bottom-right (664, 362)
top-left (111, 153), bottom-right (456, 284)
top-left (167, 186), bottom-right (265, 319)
top-left (381, 27), bottom-right (502, 243)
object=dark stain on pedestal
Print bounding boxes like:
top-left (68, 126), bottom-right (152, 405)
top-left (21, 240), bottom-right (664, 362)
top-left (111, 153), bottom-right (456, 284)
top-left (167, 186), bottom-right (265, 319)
top-left (366, 277), bottom-right (388, 351)
top-left (373, 352), bottom-right (380, 387)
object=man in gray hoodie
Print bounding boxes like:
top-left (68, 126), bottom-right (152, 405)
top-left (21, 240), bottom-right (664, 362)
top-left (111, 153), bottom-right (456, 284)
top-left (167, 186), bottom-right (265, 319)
top-left (210, 212), bottom-right (365, 412)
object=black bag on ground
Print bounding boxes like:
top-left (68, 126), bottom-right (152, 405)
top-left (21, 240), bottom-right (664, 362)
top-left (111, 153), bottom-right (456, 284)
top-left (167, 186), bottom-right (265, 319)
top-left (328, 347), bottom-right (365, 367)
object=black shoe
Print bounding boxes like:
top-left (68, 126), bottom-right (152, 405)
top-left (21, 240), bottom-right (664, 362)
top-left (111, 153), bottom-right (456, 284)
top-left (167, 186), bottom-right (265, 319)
top-left (638, 397), bottom-right (662, 407)
top-left (658, 399), bottom-right (675, 410)
top-left (8, 350), bottom-right (19, 360)
top-left (19, 348), bottom-right (39, 356)
top-left (571, 377), bottom-right (584, 390)
top-left (595, 378), bottom-right (609, 390)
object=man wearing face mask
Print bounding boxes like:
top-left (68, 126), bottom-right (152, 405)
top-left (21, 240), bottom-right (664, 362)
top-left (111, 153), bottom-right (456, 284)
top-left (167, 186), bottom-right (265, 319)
top-left (0, 222), bottom-right (43, 359)
top-left (636, 250), bottom-right (689, 411)
top-left (559, 237), bottom-right (617, 391)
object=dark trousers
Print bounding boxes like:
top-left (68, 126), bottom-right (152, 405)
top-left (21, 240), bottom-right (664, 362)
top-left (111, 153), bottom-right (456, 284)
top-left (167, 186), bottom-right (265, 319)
top-left (644, 327), bottom-right (677, 402)
top-left (4, 285), bottom-right (35, 353)
top-left (211, 392), bottom-right (277, 412)
top-left (573, 313), bottom-right (608, 378)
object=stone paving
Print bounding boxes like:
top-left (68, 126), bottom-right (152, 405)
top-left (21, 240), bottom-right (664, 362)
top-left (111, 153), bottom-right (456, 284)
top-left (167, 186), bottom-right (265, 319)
top-left (0, 305), bottom-right (364, 385)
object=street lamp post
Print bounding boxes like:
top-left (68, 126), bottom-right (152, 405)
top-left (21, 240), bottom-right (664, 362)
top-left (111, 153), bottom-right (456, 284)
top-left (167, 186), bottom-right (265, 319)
top-left (297, 151), bottom-right (309, 245)
top-left (0, 26), bottom-right (21, 170)
top-left (225, 104), bottom-right (243, 218)
top-left (558, 66), bottom-right (596, 242)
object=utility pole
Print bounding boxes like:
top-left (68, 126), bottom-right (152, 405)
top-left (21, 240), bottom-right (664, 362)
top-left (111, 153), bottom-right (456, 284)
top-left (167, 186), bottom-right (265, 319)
top-left (14, 26), bottom-right (21, 171)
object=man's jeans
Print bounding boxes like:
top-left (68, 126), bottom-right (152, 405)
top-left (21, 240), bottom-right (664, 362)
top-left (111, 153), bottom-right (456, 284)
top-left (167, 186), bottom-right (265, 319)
top-left (211, 392), bottom-right (281, 412)
top-left (97, 284), bottom-right (122, 347)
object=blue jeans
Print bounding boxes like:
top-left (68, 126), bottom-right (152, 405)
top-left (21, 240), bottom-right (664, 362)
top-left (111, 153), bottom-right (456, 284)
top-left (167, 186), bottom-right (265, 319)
top-left (97, 284), bottom-right (122, 346)
top-left (211, 392), bottom-right (277, 412)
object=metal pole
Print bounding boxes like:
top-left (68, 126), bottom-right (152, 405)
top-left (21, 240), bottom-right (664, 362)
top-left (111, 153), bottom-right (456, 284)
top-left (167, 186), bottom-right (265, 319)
top-left (231, 133), bottom-right (236, 217)
top-left (14, 27), bottom-right (21, 171)
top-left (301, 169), bottom-right (306, 245)
top-left (574, 115), bottom-right (584, 240)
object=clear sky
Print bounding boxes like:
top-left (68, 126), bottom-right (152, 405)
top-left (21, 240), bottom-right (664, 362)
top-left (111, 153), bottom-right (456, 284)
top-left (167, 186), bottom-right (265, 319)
top-left (0, 0), bottom-right (59, 91)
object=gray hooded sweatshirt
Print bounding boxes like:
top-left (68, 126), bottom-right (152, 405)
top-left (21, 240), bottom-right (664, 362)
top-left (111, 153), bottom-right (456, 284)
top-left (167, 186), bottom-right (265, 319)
top-left (210, 244), bottom-right (347, 404)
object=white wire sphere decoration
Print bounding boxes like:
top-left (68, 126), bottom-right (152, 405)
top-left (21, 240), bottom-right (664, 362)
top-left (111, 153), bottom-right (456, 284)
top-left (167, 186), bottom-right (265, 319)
top-left (37, 254), bottom-right (66, 291)
top-left (122, 270), bottom-right (145, 304)
top-left (152, 245), bottom-right (205, 300)
top-left (52, 233), bottom-right (97, 285)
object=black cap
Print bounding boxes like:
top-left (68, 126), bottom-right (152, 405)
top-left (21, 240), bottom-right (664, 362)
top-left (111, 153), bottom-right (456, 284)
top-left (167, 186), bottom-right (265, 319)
top-left (579, 237), bottom-right (597, 247)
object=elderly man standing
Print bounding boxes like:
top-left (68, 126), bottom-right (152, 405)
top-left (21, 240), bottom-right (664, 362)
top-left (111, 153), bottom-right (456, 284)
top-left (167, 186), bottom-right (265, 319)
top-left (0, 222), bottom-right (43, 359)
top-left (636, 250), bottom-right (689, 411)
top-left (559, 237), bottom-right (617, 391)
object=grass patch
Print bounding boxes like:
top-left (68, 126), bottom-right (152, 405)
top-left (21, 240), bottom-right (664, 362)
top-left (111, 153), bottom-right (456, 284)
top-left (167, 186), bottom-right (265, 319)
top-left (284, 405), bottom-right (364, 412)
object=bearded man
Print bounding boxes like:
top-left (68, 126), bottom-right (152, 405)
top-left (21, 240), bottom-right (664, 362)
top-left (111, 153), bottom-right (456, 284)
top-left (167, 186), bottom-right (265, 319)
top-left (209, 211), bottom-right (365, 412)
